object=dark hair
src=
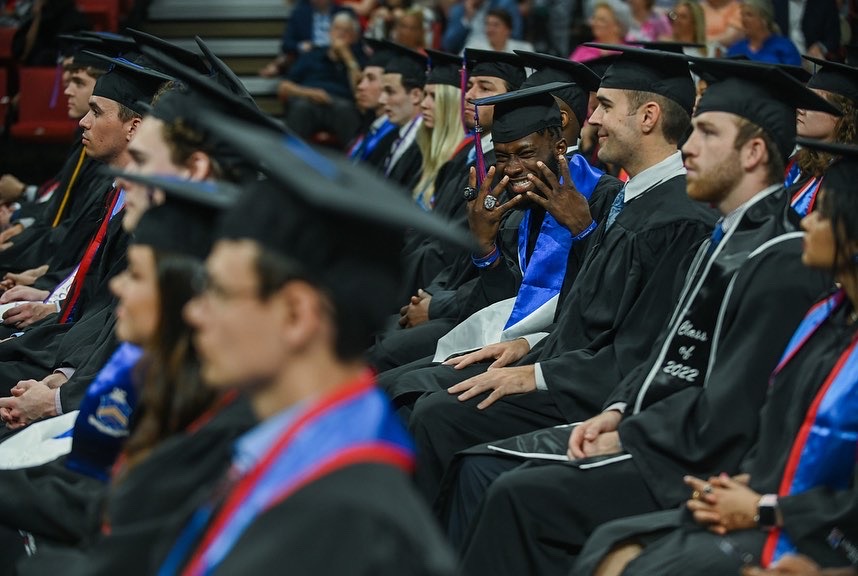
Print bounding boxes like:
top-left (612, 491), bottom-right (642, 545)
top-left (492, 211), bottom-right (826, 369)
top-left (796, 92), bottom-right (858, 177)
top-left (119, 250), bottom-right (213, 473)
top-left (818, 160), bottom-right (858, 277)
top-left (117, 103), bottom-right (141, 123)
top-left (536, 124), bottom-right (563, 141)
top-left (254, 247), bottom-right (399, 361)
top-left (625, 90), bottom-right (691, 145)
top-left (486, 8), bottom-right (513, 29)
top-left (733, 117), bottom-right (785, 185)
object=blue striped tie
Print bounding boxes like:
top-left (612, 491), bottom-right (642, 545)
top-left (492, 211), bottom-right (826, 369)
top-left (605, 185), bottom-right (626, 229)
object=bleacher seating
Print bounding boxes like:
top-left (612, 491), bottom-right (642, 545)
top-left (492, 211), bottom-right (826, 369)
top-left (10, 67), bottom-right (78, 143)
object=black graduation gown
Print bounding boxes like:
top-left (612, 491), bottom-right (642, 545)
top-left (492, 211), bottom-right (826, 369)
top-left (178, 464), bottom-right (457, 576)
top-left (453, 187), bottom-right (830, 576)
top-left (402, 175), bottom-right (716, 499)
top-left (362, 128), bottom-right (400, 171)
top-left (386, 140), bottom-right (423, 193)
top-left (17, 396), bottom-right (257, 576)
top-left (574, 299), bottom-right (858, 575)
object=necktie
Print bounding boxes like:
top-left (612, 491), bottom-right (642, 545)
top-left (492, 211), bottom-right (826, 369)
top-left (605, 185), bottom-right (626, 229)
top-left (707, 219), bottom-right (725, 255)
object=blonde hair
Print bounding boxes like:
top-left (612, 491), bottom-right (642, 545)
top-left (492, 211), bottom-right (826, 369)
top-left (414, 83), bottom-right (464, 208)
top-left (673, 0), bottom-right (706, 45)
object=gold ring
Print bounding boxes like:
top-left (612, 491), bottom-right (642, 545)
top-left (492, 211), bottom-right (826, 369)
top-left (691, 490), bottom-right (701, 501)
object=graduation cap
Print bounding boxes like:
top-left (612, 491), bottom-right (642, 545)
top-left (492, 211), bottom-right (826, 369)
top-left (118, 173), bottom-right (239, 259)
top-left (465, 48), bottom-right (527, 90)
top-left (194, 110), bottom-right (473, 353)
top-left (363, 37), bottom-right (397, 68)
top-left (691, 57), bottom-right (842, 162)
top-left (126, 28), bottom-right (211, 76)
top-left (139, 45), bottom-right (283, 134)
top-left (87, 52), bottom-right (174, 116)
top-left (628, 40), bottom-right (706, 54)
top-left (79, 31), bottom-right (143, 61)
top-left (471, 82), bottom-right (567, 143)
top-left (425, 48), bottom-right (461, 88)
top-left (195, 36), bottom-right (253, 100)
top-left (514, 50), bottom-right (599, 127)
top-left (57, 34), bottom-right (110, 69)
top-left (585, 43), bottom-right (696, 115)
top-left (581, 53), bottom-right (618, 78)
top-left (383, 42), bottom-right (428, 88)
top-left (804, 56), bottom-right (858, 104)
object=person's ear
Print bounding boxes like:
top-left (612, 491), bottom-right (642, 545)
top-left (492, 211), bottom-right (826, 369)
top-left (554, 136), bottom-right (567, 157)
top-left (126, 117), bottom-right (142, 142)
top-left (559, 109), bottom-right (569, 129)
top-left (278, 281), bottom-right (326, 352)
top-left (639, 101), bottom-right (661, 136)
top-left (184, 151), bottom-right (214, 181)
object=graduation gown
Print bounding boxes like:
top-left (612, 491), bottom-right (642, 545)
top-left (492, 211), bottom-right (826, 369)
top-left (386, 140), bottom-right (423, 193)
top-left (575, 293), bottom-right (858, 575)
top-left (453, 186), bottom-right (830, 576)
top-left (402, 173), bottom-right (716, 500)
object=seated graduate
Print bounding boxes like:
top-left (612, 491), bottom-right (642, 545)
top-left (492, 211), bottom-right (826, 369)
top-left (396, 45), bottom-right (716, 501)
top-left (573, 137), bottom-right (858, 576)
top-left (377, 82), bottom-right (622, 411)
top-left (412, 49), bottom-right (469, 211)
top-left (349, 39), bottom-right (399, 166)
top-left (0, 177), bottom-right (232, 572)
top-left (0, 37), bottom-right (281, 433)
top-left (150, 111), bottom-right (468, 575)
top-left (448, 57), bottom-right (838, 576)
top-left (784, 57), bottom-right (858, 217)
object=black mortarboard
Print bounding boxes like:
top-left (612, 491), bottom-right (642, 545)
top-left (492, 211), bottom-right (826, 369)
top-left (383, 42), bottom-right (428, 88)
top-left (582, 53), bottom-right (618, 78)
top-left (140, 45), bottom-right (283, 133)
top-left (195, 36), bottom-right (253, 100)
top-left (126, 28), bottom-right (211, 76)
top-left (79, 31), bottom-right (143, 61)
top-left (471, 82), bottom-right (566, 143)
top-left (691, 58), bottom-right (842, 162)
top-left (628, 40), bottom-right (706, 54)
top-left (113, 173), bottom-right (239, 259)
top-left (585, 43), bottom-right (696, 115)
top-left (465, 48), bottom-right (526, 89)
top-left (196, 111), bottom-right (473, 351)
top-left (57, 34), bottom-right (109, 69)
top-left (425, 48), bottom-right (461, 88)
top-left (87, 53), bottom-right (173, 116)
top-left (804, 56), bottom-right (858, 103)
top-left (364, 37), bottom-right (396, 68)
top-left (515, 50), bottom-right (599, 127)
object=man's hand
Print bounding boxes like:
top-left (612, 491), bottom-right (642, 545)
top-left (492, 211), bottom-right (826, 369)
top-left (525, 155), bottom-right (593, 235)
top-left (2, 302), bottom-right (56, 328)
top-left (447, 365), bottom-right (536, 410)
top-left (443, 338), bottom-right (531, 370)
top-left (0, 285), bottom-right (49, 304)
top-left (685, 474), bottom-right (761, 535)
top-left (0, 265), bottom-right (48, 291)
top-left (0, 175), bottom-right (25, 204)
top-left (466, 166), bottom-right (524, 256)
top-left (0, 379), bottom-right (58, 430)
top-left (0, 222), bottom-right (23, 246)
top-left (568, 410), bottom-right (622, 459)
top-left (399, 289), bottom-right (431, 328)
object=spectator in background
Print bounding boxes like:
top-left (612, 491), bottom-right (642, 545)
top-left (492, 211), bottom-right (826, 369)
top-left (392, 7), bottom-right (427, 51)
top-left (464, 8), bottom-right (534, 53)
top-left (727, 0), bottom-right (801, 65)
top-left (626, 0), bottom-right (672, 42)
top-left (11, 0), bottom-right (89, 66)
top-left (277, 12), bottom-right (364, 145)
top-left (442, 0), bottom-right (523, 54)
top-left (367, 0), bottom-right (437, 49)
top-left (668, 0), bottom-right (709, 56)
top-left (773, 0), bottom-right (841, 60)
top-left (700, 0), bottom-right (743, 54)
top-left (260, 0), bottom-right (355, 78)
top-left (569, 0), bottom-right (630, 62)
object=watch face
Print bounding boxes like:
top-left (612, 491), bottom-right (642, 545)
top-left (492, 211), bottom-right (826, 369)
top-left (758, 503), bottom-right (777, 530)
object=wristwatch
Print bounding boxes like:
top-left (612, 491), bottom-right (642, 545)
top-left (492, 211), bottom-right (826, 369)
top-left (755, 494), bottom-right (779, 531)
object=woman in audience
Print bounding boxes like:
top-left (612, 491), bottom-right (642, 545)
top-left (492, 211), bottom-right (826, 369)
top-left (626, 0), bottom-right (671, 42)
top-left (569, 0), bottom-right (630, 62)
top-left (573, 139), bottom-right (858, 576)
top-left (726, 0), bottom-right (801, 65)
top-left (668, 0), bottom-right (708, 56)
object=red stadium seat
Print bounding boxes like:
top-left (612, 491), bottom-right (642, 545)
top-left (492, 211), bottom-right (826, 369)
top-left (10, 67), bottom-right (78, 143)
top-left (77, 0), bottom-right (120, 32)
top-left (0, 26), bottom-right (14, 62)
